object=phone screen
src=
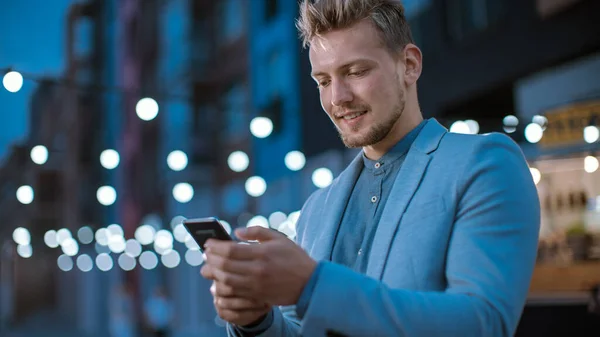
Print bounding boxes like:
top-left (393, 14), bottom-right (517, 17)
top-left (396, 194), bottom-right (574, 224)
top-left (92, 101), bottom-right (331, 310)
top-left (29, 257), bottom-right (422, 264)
top-left (183, 217), bottom-right (232, 252)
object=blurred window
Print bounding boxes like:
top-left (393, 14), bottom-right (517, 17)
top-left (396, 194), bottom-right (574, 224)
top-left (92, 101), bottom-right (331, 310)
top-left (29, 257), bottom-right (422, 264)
top-left (191, 104), bottom-right (217, 163)
top-left (75, 18), bottom-right (93, 57)
top-left (403, 0), bottom-right (433, 18)
top-left (446, 0), bottom-right (506, 41)
top-left (265, 0), bottom-right (278, 21)
top-left (219, 0), bottom-right (245, 43)
top-left (191, 19), bottom-right (210, 69)
top-left (223, 83), bottom-right (249, 141)
top-left (536, 0), bottom-right (583, 18)
top-left (268, 50), bottom-right (282, 96)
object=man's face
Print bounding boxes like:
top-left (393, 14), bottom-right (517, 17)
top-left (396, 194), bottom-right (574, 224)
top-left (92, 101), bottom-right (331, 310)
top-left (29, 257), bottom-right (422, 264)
top-left (309, 20), bottom-right (406, 148)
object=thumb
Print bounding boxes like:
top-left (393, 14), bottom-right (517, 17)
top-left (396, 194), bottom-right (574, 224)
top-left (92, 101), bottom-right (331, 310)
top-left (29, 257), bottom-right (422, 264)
top-left (235, 226), bottom-right (282, 242)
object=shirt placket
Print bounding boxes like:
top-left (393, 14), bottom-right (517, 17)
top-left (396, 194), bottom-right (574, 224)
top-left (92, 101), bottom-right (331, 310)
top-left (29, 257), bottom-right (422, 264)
top-left (355, 163), bottom-right (385, 272)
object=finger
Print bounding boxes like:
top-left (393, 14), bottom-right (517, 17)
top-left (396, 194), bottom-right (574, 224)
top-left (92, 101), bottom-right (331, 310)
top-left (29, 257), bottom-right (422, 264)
top-left (200, 264), bottom-right (215, 280)
top-left (215, 296), bottom-right (268, 311)
top-left (211, 268), bottom-right (251, 290)
top-left (217, 308), bottom-right (270, 326)
top-left (234, 226), bottom-right (284, 242)
top-left (205, 252), bottom-right (257, 275)
top-left (212, 280), bottom-right (253, 298)
top-left (205, 239), bottom-right (262, 260)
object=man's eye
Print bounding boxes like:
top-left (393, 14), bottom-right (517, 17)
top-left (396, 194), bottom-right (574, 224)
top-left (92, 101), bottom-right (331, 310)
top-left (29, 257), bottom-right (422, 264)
top-left (349, 69), bottom-right (367, 77)
top-left (318, 80), bottom-right (330, 88)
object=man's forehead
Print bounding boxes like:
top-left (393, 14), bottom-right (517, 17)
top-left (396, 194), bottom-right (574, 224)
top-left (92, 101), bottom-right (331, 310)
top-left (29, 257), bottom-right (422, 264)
top-left (309, 40), bottom-right (383, 76)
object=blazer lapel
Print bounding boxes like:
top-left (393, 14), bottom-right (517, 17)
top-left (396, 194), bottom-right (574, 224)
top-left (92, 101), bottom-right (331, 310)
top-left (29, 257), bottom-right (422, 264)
top-left (310, 153), bottom-right (363, 261)
top-left (366, 119), bottom-right (447, 279)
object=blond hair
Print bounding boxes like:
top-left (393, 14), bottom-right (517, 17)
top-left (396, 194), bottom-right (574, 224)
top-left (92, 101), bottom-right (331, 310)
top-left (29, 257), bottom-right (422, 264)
top-left (296, 0), bottom-right (414, 53)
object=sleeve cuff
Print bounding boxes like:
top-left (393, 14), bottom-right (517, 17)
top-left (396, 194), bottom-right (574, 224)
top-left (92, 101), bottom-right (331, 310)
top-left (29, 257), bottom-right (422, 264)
top-left (230, 309), bottom-right (274, 335)
top-left (295, 261), bottom-right (324, 319)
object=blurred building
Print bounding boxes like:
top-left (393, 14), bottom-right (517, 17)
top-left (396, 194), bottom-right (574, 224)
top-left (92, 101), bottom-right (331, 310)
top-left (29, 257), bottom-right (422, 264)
top-left (0, 0), bottom-right (112, 331)
top-left (411, 0), bottom-right (600, 136)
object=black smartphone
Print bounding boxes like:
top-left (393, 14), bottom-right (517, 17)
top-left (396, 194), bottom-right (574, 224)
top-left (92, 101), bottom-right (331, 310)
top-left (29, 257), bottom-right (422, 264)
top-left (183, 217), bottom-right (233, 252)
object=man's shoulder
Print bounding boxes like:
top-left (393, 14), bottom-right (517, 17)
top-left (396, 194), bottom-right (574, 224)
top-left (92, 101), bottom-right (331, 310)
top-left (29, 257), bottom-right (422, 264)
top-left (440, 130), bottom-right (517, 147)
top-left (436, 131), bottom-right (522, 158)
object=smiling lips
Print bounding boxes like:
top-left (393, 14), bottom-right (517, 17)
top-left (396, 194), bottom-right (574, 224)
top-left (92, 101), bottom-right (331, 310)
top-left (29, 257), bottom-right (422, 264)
top-left (341, 111), bottom-right (367, 120)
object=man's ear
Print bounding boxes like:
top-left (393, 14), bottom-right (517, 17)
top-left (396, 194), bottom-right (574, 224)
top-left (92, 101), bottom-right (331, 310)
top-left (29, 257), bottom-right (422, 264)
top-left (402, 44), bottom-right (423, 86)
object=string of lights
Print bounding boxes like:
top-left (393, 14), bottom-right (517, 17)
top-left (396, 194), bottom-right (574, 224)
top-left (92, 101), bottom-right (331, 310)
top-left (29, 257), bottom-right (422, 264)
top-left (3, 67), bottom-right (600, 273)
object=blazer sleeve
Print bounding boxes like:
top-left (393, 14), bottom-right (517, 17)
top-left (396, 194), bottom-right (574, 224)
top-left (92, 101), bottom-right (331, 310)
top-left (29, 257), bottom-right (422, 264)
top-left (226, 305), bottom-right (302, 337)
top-left (296, 133), bottom-right (540, 337)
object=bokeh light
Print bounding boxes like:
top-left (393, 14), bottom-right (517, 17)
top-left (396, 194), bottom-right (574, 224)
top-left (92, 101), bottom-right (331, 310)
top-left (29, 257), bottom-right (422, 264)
top-left (185, 249), bottom-right (204, 266)
top-left (530, 167), bottom-right (541, 185)
top-left (76, 254), bottom-right (94, 272)
top-left (584, 156), bottom-right (599, 173)
top-left (525, 123), bottom-right (543, 143)
top-left (12, 227), bottom-right (31, 246)
top-left (227, 151), bottom-right (250, 172)
top-left (135, 225), bottom-right (156, 245)
top-left (139, 251), bottom-right (159, 270)
top-left (118, 253), bottom-right (136, 271)
top-left (100, 149), bottom-right (120, 169)
top-left (284, 151), bottom-right (306, 171)
top-left (57, 255), bottom-right (74, 272)
top-left (161, 250), bottom-right (181, 268)
top-left (30, 145), bottom-right (48, 165)
top-left (449, 121), bottom-right (470, 134)
top-left (503, 115), bottom-right (519, 133)
top-left (95, 228), bottom-right (110, 246)
top-left (312, 168), bottom-right (333, 188)
top-left (60, 237), bottom-right (79, 256)
top-left (173, 183), bottom-right (194, 203)
top-left (77, 226), bottom-right (94, 244)
top-left (17, 244), bottom-right (32, 258)
top-left (245, 176), bottom-right (267, 197)
top-left (96, 253), bottom-right (113, 272)
top-left (125, 239), bottom-right (142, 258)
top-left (136, 97), bottom-right (159, 121)
top-left (247, 215), bottom-right (269, 228)
top-left (584, 126), bottom-right (599, 144)
top-left (3, 71), bottom-right (24, 93)
top-left (97, 186), bottom-right (117, 206)
top-left (167, 150), bottom-right (188, 171)
top-left (44, 230), bottom-right (59, 248)
top-left (16, 185), bottom-right (34, 204)
top-left (250, 117), bottom-right (273, 138)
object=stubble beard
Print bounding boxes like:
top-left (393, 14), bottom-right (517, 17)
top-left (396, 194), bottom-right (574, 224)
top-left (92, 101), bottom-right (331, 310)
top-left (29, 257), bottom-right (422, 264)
top-left (338, 87), bottom-right (406, 148)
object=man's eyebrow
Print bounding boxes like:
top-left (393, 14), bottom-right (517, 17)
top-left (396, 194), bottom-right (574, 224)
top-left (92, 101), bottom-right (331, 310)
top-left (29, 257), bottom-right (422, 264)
top-left (311, 59), bottom-right (373, 78)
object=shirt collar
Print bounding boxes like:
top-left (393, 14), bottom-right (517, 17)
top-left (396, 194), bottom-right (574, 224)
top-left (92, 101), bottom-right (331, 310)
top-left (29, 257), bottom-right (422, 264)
top-left (362, 119), bottom-right (427, 171)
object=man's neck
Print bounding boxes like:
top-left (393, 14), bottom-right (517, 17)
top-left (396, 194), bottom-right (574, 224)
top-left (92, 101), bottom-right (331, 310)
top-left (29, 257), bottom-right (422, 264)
top-left (363, 111), bottom-right (423, 160)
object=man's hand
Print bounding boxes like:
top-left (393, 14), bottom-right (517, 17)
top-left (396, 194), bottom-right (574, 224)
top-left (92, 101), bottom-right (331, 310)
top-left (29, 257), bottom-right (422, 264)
top-left (200, 226), bottom-right (317, 306)
top-left (210, 282), bottom-right (272, 326)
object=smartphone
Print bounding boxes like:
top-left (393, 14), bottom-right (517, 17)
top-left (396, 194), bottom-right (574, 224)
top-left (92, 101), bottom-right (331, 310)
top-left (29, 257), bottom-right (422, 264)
top-left (183, 217), bottom-right (233, 252)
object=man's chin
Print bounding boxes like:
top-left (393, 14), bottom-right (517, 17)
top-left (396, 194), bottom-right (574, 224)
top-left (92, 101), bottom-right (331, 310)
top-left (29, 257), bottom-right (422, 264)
top-left (340, 134), bottom-right (370, 148)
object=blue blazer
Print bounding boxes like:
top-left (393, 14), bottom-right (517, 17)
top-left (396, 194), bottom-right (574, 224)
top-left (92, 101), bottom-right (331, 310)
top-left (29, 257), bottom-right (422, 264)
top-left (232, 119), bottom-right (540, 337)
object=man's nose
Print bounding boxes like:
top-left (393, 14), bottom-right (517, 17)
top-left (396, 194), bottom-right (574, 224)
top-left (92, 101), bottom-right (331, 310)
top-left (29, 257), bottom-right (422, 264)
top-left (331, 80), bottom-right (353, 107)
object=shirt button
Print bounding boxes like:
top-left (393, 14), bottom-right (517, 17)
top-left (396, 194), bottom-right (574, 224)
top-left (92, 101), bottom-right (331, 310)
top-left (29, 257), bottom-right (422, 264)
top-left (374, 162), bottom-right (381, 169)
top-left (358, 249), bottom-right (363, 255)
top-left (371, 196), bottom-right (378, 203)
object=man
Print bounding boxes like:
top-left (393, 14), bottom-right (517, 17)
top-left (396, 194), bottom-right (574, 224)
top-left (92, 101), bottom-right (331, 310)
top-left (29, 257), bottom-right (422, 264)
top-left (200, 0), bottom-right (540, 336)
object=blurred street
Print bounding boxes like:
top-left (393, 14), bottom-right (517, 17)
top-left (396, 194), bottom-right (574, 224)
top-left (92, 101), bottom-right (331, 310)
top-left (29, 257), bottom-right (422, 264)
top-left (5, 310), bottom-right (98, 337)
